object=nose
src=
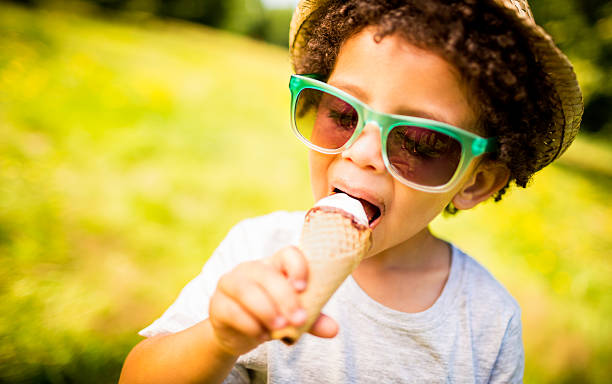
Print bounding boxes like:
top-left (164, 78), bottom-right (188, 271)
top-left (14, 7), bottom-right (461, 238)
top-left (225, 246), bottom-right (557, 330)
top-left (341, 122), bottom-right (386, 173)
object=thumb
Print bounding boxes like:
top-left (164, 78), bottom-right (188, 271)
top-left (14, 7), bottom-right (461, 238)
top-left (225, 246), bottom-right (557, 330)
top-left (308, 313), bottom-right (339, 339)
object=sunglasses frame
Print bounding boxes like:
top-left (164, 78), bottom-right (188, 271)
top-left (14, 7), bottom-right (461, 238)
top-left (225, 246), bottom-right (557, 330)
top-left (289, 74), bottom-right (497, 193)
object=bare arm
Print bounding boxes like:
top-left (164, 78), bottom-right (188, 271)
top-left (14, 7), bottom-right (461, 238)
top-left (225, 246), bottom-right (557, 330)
top-left (119, 319), bottom-right (237, 384)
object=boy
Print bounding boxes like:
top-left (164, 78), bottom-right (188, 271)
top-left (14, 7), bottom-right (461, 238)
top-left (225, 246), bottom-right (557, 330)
top-left (120, 0), bottom-right (582, 382)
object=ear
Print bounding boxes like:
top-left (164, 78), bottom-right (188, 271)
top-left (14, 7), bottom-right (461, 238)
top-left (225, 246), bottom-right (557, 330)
top-left (452, 160), bottom-right (510, 210)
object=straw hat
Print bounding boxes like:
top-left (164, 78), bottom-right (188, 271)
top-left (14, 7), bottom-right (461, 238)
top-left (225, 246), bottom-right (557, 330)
top-left (288, 0), bottom-right (583, 171)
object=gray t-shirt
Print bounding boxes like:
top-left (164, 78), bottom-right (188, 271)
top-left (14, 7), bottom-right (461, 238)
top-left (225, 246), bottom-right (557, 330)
top-left (140, 211), bottom-right (524, 383)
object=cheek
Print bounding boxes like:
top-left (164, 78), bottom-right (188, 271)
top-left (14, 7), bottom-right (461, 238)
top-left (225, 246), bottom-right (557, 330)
top-left (392, 186), bottom-right (455, 226)
top-left (308, 151), bottom-right (333, 201)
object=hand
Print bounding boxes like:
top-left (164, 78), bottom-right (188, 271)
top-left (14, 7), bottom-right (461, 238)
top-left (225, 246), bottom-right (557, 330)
top-left (208, 246), bottom-right (339, 356)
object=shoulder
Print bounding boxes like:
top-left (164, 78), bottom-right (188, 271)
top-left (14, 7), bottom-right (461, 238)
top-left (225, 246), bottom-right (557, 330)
top-left (453, 246), bottom-right (521, 328)
top-left (218, 211), bottom-right (306, 264)
top-left (231, 211), bottom-right (305, 249)
top-left (451, 247), bottom-right (524, 380)
top-left (138, 211), bottom-right (306, 337)
top-left (233, 210), bottom-right (305, 234)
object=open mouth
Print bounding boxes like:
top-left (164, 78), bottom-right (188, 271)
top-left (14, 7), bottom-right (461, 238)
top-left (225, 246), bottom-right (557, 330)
top-left (332, 188), bottom-right (382, 227)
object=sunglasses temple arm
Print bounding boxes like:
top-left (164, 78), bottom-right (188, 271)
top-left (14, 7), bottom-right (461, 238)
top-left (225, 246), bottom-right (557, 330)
top-left (471, 137), bottom-right (498, 155)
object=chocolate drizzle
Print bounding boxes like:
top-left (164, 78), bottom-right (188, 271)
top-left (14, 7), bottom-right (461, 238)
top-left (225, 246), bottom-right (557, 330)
top-left (306, 206), bottom-right (370, 231)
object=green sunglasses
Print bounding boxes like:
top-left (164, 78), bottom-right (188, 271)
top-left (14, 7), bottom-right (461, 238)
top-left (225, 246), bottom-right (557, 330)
top-left (289, 74), bottom-right (497, 193)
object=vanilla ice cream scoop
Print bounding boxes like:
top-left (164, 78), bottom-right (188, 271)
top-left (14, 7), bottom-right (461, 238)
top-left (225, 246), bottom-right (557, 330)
top-left (270, 193), bottom-right (372, 344)
top-left (313, 193), bottom-right (369, 226)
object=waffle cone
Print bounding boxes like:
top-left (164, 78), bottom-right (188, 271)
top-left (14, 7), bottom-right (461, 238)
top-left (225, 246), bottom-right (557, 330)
top-left (271, 207), bottom-right (371, 344)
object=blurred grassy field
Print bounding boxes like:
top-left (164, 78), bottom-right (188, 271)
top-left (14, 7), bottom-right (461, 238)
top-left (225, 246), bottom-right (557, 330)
top-left (0, 3), bottom-right (610, 383)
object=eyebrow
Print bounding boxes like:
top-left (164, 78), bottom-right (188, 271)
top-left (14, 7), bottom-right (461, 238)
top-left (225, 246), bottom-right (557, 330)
top-left (328, 80), bottom-right (458, 127)
top-left (395, 108), bottom-right (456, 126)
top-left (328, 80), bottom-right (369, 102)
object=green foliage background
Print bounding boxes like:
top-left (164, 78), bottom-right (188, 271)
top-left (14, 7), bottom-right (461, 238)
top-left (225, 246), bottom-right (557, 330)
top-left (0, 2), bottom-right (610, 383)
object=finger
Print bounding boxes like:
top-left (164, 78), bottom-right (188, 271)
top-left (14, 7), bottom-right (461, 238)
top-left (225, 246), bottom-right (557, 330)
top-left (209, 290), bottom-right (267, 340)
top-left (248, 262), bottom-right (306, 327)
top-left (268, 246), bottom-right (309, 292)
top-left (308, 313), bottom-right (339, 339)
top-left (218, 270), bottom-right (285, 331)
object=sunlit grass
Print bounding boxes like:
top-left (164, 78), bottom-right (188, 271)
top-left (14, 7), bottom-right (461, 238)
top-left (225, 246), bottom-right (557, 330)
top-left (0, 3), bottom-right (610, 383)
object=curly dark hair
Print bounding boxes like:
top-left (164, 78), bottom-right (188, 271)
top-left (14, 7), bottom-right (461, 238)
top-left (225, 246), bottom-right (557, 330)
top-left (292, 0), bottom-right (556, 212)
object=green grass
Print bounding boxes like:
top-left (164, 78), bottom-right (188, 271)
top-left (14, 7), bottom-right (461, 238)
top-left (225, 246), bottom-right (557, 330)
top-left (0, 3), bottom-right (610, 383)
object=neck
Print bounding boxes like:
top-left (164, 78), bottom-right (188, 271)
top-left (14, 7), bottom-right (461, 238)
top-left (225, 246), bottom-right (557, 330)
top-left (357, 227), bottom-right (450, 272)
top-left (351, 227), bottom-right (453, 313)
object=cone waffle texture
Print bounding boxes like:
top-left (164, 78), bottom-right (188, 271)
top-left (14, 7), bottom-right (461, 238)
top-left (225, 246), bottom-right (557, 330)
top-left (271, 207), bottom-right (372, 343)
top-left (288, 0), bottom-right (583, 171)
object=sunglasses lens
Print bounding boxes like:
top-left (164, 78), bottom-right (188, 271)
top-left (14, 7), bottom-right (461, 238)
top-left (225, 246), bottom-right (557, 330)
top-left (387, 125), bottom-right (462, 187)
top-left (295, 88), bottom-right (358, 150)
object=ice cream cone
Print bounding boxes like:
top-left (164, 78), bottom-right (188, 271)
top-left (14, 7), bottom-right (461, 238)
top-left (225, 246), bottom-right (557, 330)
top-left (271, 205), bottom-right (372, 344)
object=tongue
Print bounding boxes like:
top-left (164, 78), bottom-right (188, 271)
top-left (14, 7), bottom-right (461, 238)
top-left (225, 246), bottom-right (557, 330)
top-left (358, 199), bottom-right (379, 223)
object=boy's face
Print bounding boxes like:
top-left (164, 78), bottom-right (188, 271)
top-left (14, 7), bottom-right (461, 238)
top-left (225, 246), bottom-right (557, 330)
top-left (309, 27), bottom-right (480, 256)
